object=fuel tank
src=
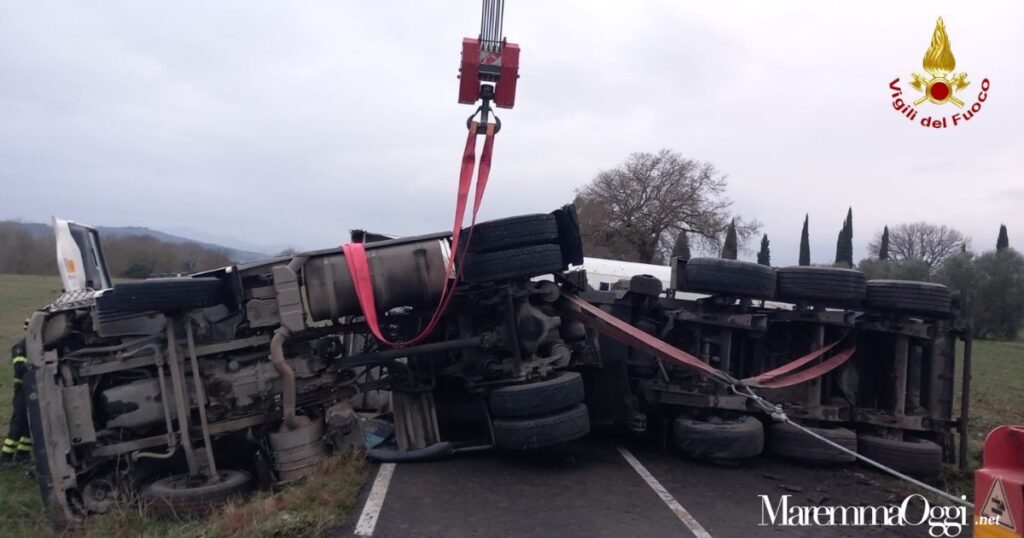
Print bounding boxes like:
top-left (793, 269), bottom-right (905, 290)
top-left (303, 233), bottom-right (450, 322)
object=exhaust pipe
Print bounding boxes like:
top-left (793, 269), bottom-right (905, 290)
top-left (270, 326), bottom-right (301, 430)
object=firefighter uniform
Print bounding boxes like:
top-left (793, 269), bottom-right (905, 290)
top-left (2, 338), bottom-right (31, 465)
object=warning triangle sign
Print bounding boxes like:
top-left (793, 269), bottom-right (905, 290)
top-left (980, 477), bottom-right (1017, 531)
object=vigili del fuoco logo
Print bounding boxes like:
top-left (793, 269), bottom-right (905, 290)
top-left (889, 17), bottom-right (989, 129)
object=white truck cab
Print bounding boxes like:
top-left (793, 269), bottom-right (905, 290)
top-left (53, 217), bottom-right (112, 291)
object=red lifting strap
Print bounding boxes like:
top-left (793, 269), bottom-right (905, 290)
top-left (558, 293), bottom-right (736, 385)
top-left (342, 122), bottom-right (496, 347)
top-left (741, 334), bottom-right (858, 389)
top-left (559, 293), bottom-right (856, 389)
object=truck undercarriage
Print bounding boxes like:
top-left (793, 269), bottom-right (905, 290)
top-left (27, 208), bottom-right (595, 521)
top-left (582, 260), bottom-right (969, 472)
top-left (24, 209), bottom-right (970, 523)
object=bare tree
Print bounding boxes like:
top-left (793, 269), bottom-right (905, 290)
top-left (575, 149), bottom-right (759, 264)
top-left (867, 222), bottom-right (969, 272)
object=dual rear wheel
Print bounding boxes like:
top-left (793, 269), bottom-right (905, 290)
top-left (488, 371), bottom-right (590, 450)
top-left (461, 209), bottom-right (582, 284)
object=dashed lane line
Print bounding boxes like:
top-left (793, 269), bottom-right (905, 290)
top-left (617, 446), bottom-right (713, 538)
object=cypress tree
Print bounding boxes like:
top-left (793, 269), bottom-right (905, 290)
top-left (757, 234), bottom-right (771, 266)
top-left (721, 219), bottom-right (738, 260)
top-left (671, 231), bottom-right (691, 260)
top-left (835, 226), bottom-right (844, 265)
top-left (879, 225), bottom-right (890, 260)
top-left (997, 224), bottom-right (1009, 252)
top-left (799, 214), bottom-right (810, 266)
top-left (844, 207), bottom-right (854, 265)
top-left (835, 208), bottom-right (853, 267)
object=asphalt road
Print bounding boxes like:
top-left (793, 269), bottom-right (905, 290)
top-left (332, 434), bottom-right (951, 537)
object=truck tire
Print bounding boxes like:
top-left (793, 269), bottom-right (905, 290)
top-left (552, 204), bottom-right (585, 266)
top-left (465, 214), bottom-right (560, 254)
top-left (462, 244), bottom-right (566, 284)
top-left (492, 403), bottom-right (590, 450)
top-left (776, 267), bottom-right (867, 304)
top-left (141, 470), bottom-right (252, 518)
top-left (680, 258), bottom-right (776, 299)
top-left (672, 415), bottom-right (764, 461)
top-left (97, 278), bottom-right (226, 313)
top-left (488, 371), bottom-right (585, 418)
top-left (857, 434), bottom-right (943, 477)
top-left (864, 280), bottom-right (952, 317)
top-left (768, 422), bottom-right (856, 464)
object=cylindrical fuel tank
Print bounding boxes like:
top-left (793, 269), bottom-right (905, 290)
top-left (303, 236), bottom-right (450, 322)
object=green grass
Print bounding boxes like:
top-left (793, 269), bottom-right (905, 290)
top-left (932, 337), bottom-right (1024, 498)
top-left (0, 274), bottom-right (366, 537)
top-left (0, 275), bottom-right (62, 537)
top-left (954, 338), bottom-right (1024, 467)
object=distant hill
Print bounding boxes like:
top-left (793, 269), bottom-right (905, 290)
top-left (12, 221), bottom-right (269, 263)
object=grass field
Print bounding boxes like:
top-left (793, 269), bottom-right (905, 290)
top-left (956, 338), bottom-right (1024, 465)
top-left (0, 275), bottom-right (366, 537)
top-left (0, 273), bottom-right (1020, 534)
top-left (0, 275), bottom-right (61, 536)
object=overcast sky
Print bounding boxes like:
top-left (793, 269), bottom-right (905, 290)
top-left (2, 1), bottom-right (1022, 265)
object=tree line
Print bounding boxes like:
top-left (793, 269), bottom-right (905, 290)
top-left (574, 149), bottom-right (1024, 340)
top-left (750, 212), bottom-right (1021, 339)
top-left (0, 221), bottom-right (232, 279)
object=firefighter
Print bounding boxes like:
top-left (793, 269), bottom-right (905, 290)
top-left (1, 337), bottom-right (31, 466)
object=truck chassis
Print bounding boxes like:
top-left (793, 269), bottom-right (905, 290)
top-left (24, 209), bottom-right (969, 522)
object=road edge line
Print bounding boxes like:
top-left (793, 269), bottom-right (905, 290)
top-left (354, 462), bottom-right (396, 536)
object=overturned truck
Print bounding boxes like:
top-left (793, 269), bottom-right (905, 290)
top-left (28, 210), bottom-right (591, 521)
top-left (24, 212), bottom-right (970, 522)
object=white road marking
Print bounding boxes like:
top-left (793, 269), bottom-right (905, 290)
top-left (617, 446), bottom-right (713, 538)
top-left (354, 463), bottom-right (396, 536)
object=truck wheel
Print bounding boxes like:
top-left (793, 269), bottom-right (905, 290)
top-left (776, 267), bottom-right (867, 304)
top-left (681, 258), bottom-right (776, 299)
top-left (552, 204), bottom-right (584, 266)
top-left (97, 278), bottom-right (226, 313)
top-left (857, 434), bottom-right (943, 477)
top-left (768, 422), bottom-right (856, 464)
top-left (492, 403), bottom-right (590, 450)
top-left (462, 244), bottom-right (565, 284)
top-left (672, 415), bottom-right (764, 461)
top-left (864, 280), bottom-right (952, 317)
top-left (488, 371), bottom-right (585, 418)
top-left (141, 470), bottom-right (253, 518)
top-left (465, 214), bottom-right (559, 254)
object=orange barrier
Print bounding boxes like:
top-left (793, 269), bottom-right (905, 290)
top-left (975, 426), bottom-right (1024, 537)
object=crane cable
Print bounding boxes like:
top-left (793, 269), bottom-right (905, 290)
top-left (480, 0), bottom-right (505, 51)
